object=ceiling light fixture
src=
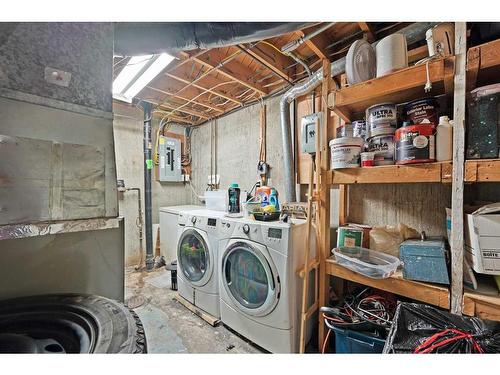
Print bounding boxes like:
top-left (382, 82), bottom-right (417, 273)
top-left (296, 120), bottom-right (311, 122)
top-left (113, 53), bottom-right (175, 103)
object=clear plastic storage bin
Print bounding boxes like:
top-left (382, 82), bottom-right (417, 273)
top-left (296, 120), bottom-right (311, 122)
top-left (204, 190), bottom-right (228, 212)
top-left (332, 246), bottom-right (401, 279)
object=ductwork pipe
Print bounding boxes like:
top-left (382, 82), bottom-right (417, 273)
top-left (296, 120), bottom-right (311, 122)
top-left (280, 22), bottom-right (439, 202)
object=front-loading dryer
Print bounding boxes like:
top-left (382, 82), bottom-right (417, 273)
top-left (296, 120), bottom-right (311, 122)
top-left (218, 217), bottom-right (316, 353)
top-left (177, 209), bottom-right (225, 318)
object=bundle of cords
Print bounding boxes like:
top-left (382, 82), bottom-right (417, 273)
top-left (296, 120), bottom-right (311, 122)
top-left (321, 288), bottom-right (396, 353)
top-left (414, 329), bottom-right (484, 354)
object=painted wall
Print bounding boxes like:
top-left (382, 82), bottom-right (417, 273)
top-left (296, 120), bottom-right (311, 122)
top-left (113, 104), bottom-right (192, 266)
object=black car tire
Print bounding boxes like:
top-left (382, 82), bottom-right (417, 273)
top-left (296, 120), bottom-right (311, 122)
top-left (0, 294), bottom-right (146, 353)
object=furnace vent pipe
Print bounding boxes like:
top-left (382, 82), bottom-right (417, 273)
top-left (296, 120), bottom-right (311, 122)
top-left (280, 22), bottom-right (439, 202)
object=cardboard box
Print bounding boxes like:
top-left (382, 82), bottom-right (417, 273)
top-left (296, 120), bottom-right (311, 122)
top-left (464, 203), bottom-right (500, 275)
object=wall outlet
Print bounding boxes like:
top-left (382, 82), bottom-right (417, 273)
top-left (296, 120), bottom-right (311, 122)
top-left (183, 174), bottom-right (190, 182)
top-left (207, 174), bottom-right (220, 185)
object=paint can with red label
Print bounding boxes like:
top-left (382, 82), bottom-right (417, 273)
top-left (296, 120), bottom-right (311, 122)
top-left (395, 124), bottom-right (436, 165)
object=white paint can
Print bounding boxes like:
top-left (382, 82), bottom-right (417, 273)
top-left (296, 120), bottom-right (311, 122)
top-left (329, 137), bottom-right (364, 169)
top-left (368, 134), bottom-right (395, 166)
top-left (366, 103), bottom-right (398, 137)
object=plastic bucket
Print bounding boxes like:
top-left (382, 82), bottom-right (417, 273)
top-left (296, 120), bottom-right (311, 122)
top-left (329, 137), bottom-right (364, 169)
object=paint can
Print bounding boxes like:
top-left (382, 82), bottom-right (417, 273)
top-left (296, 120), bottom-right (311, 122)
top-left (367, 134), bottom-right (395, 166)
top-left (395, 124), bottom-right (436, 165)
top-left (366, 103), bottom-right (397, 137)
top-left (403, 97), bottom-right (439, 125)
top-left (360, 151), bottom-right (375, 167)
top-left (329, 137), bottom-right (364, 169)
top-left (337, 123), bottom-right (354, 138)
top-left (352, 120), bottom-right (367, 140)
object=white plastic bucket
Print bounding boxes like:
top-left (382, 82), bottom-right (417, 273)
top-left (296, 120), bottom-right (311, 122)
top-left (376, 33), bottom-right (408, 77)
top-left (329, 137), bottom-right (364, 169)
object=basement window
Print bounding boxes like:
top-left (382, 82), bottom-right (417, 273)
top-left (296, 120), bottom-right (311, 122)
top-left (113, 53), bottom-right (174, 103)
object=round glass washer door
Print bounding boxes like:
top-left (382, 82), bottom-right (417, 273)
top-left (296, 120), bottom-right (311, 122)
top-left (222, 240), bottom-right (280, 317)
top-left (177, 228), bottom-right (212, 287)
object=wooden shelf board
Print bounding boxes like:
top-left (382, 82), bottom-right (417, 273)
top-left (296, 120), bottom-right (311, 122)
top-left (467, 38), bottom-right (500, 90)
top-left (328, 162), bottom-right (452, 185)
top-left (465, 159), bottom-right (500, 182)
top-left (463, 290), bottom-right (500, 321)
top-left (329, 57), bottom-right (455, 122)
top-left (326, 258), bottom-right (450, 309)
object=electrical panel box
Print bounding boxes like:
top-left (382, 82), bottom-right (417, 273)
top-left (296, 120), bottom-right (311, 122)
top-left (301, 112), bottom-right (322, 154)
top-left (158, 136), bottom-right (182, 182)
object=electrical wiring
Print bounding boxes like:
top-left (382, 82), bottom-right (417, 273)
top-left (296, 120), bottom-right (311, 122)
top-left (414, 329), bottom-right (484, 354)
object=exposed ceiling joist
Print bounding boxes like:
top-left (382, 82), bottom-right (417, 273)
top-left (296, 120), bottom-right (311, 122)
top-left (165, 71), bottom-right (244, 105)
top-left (294, 29), bottom-right (330, 60)
top-left (146, 86), bottom-right (224, 113)
top-left (192, 53), bottom-right (268, 95)
top-left (237, 43), bottom-right (294, 83)
top-left (158, 103), bottom-right (210, 119)
top-left (358, 22), bottom-right (376, 42)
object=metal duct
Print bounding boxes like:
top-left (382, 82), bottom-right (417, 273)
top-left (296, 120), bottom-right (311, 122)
top-left (114, 22), bottom-right (314, 56)
top-left (280, 22), bottom-right (439, 202)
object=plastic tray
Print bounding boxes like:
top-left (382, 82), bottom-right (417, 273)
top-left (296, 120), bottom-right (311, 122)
top-left (332, 246), bottom-right (401, 279)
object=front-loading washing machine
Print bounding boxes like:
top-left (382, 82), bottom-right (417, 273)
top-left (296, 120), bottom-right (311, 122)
top-left (176, 209), bottom-right (226, 318)
top-left (218, 216), bottom-right (316, 353)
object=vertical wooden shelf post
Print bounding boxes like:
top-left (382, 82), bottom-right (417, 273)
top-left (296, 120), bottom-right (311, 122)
top-left (450, 22), bottom-right (467, 314)
top-left (318, 59), bottom-right (333, 348)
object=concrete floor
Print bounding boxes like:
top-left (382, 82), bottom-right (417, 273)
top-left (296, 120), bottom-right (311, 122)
top-left (125, 267), bottom-right (262, 354)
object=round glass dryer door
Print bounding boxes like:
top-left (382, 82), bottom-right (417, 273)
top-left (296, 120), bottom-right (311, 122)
top-left (222, 241), bottom-right (279, 317)
top-left (177, 228), bottom-right (211, 286)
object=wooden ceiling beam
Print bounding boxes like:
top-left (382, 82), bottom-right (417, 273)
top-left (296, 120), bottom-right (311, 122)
top-left (165, 71), bottom-right (243, 106)
top-left (294, 26), bottom-right (332, 61)
top-left (192, 51), bottom-right (268, 95)
top-left (237, 43), bottom-right (294, 83)
top-left (158, 103), bottom-right (210, 120)
top-left (358, 22), bottom-right (376, 42)
top-left (145, 86), bottom-right (224, 113)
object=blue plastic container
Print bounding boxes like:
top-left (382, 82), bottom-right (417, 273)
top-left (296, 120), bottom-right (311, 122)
top-left (331, 326), bottom-right (386, 354)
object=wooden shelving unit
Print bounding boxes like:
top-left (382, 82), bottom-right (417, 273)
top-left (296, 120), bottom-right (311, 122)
top-left (326, 258), bottom-right (450, 309)
top-left (467, 38), bottom-right (500, 90)
top-left (465, 159), bottom-right (500, 182)
top-left (463, 291), bottom-right (500, 321)
top-left (316, 24), bottom-right (470, 347)
top-left (328, 56), bottom-right (456, 122)
top-left (460, 37), bottom-right (500, 321)
top-left (328, 162), bottom-right (452, 185)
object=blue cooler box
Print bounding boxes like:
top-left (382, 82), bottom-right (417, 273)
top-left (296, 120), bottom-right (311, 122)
top-left (399, 237), bottom-right (450, 285)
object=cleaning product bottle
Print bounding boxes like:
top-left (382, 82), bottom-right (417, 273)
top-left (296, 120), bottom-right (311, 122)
top-left (269, 188), bottom-right (280, 211)
top-left (228, 183), bottom-right (241, 214)
top-left (436, 116), bottom-right (453, 161)
top-left (256, 186), bottom-right (272, 207)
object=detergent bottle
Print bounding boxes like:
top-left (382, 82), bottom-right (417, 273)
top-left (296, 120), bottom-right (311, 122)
top-left (269, 188), bottom-right (280, 211)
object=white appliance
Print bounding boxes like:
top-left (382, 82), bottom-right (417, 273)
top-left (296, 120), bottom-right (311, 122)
top-left (426, 23), bottom-right (455, 57)
top-left (159, 205), bottom-right (202, 263)
top-left (177, 209), bottom-right (226, 318)
top-left (218, 217), bottom-right (316, 353)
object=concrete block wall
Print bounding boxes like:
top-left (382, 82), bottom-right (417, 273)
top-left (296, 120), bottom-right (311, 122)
top-left (190, 95), bottom-right (286, 199)
top-left (113, 104), bottom-right (192, 266)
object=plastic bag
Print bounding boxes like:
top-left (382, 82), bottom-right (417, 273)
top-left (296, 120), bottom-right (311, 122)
top-left (369, 224), bottom-right (420, 258)
top-left (383, 302), bottom-right (500, 353)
